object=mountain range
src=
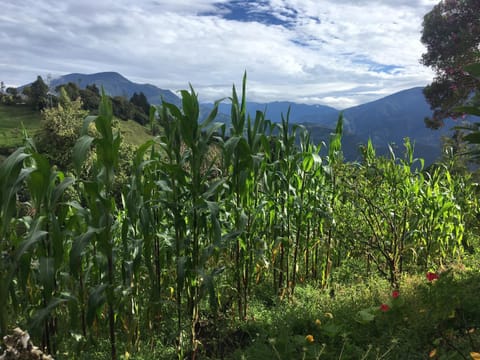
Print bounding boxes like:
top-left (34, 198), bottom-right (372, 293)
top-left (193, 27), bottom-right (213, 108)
top-left (40, 72), bottom-right (455, 165)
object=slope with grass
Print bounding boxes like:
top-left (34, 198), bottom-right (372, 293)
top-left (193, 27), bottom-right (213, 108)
top-left (0, 104), bottom-right (42, 150)
top-left (0, 104), bottom-right (152, 153)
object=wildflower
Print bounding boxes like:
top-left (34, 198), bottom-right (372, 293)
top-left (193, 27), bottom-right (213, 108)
top-left (305, 334), bottom-right (314, 343)
top-left (380, 303), bottom-right (390, 312)
top-left (315, 319), bottom-right (321, 326)
top-left (426, 272), bottom-right (439, 282)
top-left (429, 348), bottom-right (437, 358)
top-left (470, 352), bottom-right (480, 359)
top-left (392, 290), bottom-right (399, 299)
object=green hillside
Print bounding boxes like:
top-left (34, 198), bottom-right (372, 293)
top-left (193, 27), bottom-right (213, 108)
top-left (0, 104), bottom-right (42, 148)
top-left (0, 104), bottom-right (152, 153)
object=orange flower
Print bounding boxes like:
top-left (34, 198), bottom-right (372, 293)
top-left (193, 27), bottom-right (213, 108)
top-left (305, 334), bottom-right (314, 343)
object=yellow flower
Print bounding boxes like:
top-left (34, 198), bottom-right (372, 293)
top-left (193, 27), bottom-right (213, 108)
top-left (429, 348), bottom-right (437, 358)
top-left (324, 312), bottom-right (334, 319)
top-left (315, 319), bottom-right (321, 326)
top-left (305, 334), bottom-right (314, 343)
top-left (471, 352), bottom-right (480, 360)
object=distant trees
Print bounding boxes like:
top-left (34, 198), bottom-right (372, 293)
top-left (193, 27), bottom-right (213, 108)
top-left (22, 76), bottom-right (49, 110)
top-left (0, 87), bottom-right (21, 106)
top-left (55, 82), bottom-right (81, 102)
top-left (80, 84), bottom-right (101, 112)
top-left (112, 95), bottom-right (135, 121)
top-left (5, 75), bottom-right (151, 125)
top-left (421, 0), bottom-right (480, 129)
top-left (53, 82), bottom-right (150, 124)
top-left (129, 92), bottom-right (150, 124)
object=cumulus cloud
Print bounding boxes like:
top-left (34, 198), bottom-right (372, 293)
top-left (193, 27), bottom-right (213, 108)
top-left (0, 0), bottom-right (437, 108)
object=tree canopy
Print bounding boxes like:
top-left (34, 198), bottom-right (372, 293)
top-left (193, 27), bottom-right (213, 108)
top-left (421, 0), bottom-right (480, 129)
top-left (23, 76), bottom-right (49, 110)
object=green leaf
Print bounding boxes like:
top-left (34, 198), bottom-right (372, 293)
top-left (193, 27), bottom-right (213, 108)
top-left (73, 135), bottom-right (94, 175)
top-left (15, 217), bottom-right (48, 263)
top-left (86, 284), bottom-right (108, 326)
top-left (454, 106), bottom-right (480, 117)
top-left (70, 227), bottom-right (103, 277)
top-left (39, 257), bottom-right (55, 296)
top-left (354, 308), bottom-right (376, 324)
top-left (29, 296), bottom-right (71, 333)
top-left (464, 63), bottom-right (480, 78)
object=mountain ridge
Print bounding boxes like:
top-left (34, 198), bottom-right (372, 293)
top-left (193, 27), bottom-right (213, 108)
top-left (49, 72), bottom-right (180, 106)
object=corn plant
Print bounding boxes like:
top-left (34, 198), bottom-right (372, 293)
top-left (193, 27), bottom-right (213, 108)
top-left (73, 91), bottom-right (121, 359)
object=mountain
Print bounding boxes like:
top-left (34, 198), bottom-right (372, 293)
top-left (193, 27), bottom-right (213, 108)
top-left (334, 87), bottom-right (452, 164)
top-left (49, 72), bottom-right (180, 106)
top-left (212, 87), bottom-right (452, 164)
top-left (216, 101), bottom-right (339, 127)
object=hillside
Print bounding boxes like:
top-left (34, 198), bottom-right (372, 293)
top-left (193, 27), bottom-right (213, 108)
top-left (0, 104), bottom-right (152, 154)
top-left (0, 104), bottom-right (42, 152)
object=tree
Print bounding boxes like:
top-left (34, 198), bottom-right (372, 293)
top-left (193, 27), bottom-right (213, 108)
top-left (23, 76), bottom-right (49, 110)
top-left (55, 82), bottom-right (81, 101)
top-left (1, 87), bottom-right (20, 105)
top-left (35, 88), bottom-right (89, 169)
top-left (111, 96), bottom-right (134, 120)
top-left (130, 92), bottom-right (150, 114)
top-left (421, 0), bottom-right (480, 129)
top-left (79, 84), bottom-right (101, 112)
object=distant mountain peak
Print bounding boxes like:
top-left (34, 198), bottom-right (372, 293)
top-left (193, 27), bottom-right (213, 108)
top-left (49, 72), bottom-right (180, 105)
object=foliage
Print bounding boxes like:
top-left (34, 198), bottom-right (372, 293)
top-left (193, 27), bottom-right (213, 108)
top-left (22, 76), bottom-right (49, 111)
top-left (421, 0), bottom-right (480, 128)
top-left (0, 77), bottom-right (478, 360)
top-left (35, 88), bottom-right (90, 170)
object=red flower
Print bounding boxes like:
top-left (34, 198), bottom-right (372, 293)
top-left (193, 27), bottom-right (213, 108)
top-left (380, 303), bottom-right (390, 312)
top-left (392, 290), bottom-right (399, 299)
top-left (426, 272), bottom-right (439, 282)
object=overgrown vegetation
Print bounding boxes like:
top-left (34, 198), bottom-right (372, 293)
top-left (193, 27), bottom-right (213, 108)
top-left (1, 69), bottom-right (480, 360)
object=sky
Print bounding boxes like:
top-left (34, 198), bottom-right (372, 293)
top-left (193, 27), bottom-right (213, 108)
top-left (1, 0), bottom-right (439, 109)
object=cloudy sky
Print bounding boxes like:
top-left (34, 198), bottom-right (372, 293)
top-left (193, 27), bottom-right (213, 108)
top-left (1, 0), bottom-right (439, 109)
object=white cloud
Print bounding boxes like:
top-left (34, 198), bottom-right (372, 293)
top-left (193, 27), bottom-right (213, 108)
top-left (0, 0), bottom-right (437, 108)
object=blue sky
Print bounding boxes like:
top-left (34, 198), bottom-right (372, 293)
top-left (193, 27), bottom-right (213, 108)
top-left (1, 0), bottom-right (438, 109)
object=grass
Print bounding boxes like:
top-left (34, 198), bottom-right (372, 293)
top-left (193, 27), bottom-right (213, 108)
top-left (0, 104), bottom-right (42, 148)
top-left (0, 104), bottom-right (152, 152)
top-left (117, 119), bottom-right (153, 147)
top-left (49, 260), bottom-right (480, 360)
top-left (231, 264), bottom-right (480, 360)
